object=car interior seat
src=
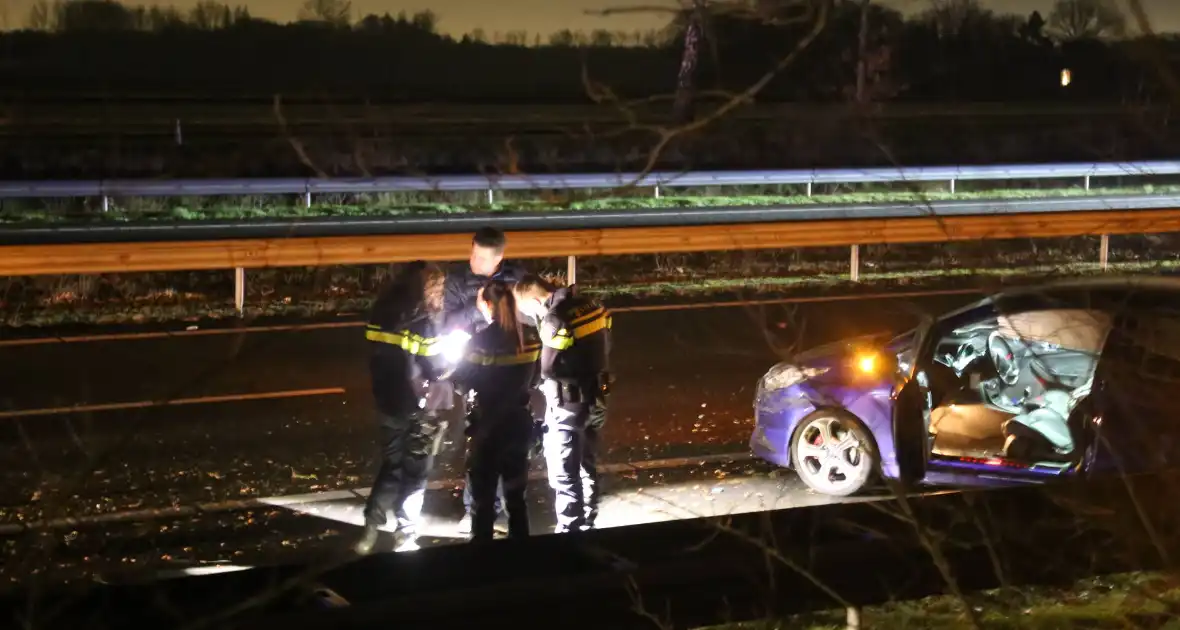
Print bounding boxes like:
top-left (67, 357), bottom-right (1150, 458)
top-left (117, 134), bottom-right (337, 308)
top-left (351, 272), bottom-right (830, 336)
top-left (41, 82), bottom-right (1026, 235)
top-left (1001, 376), bottom-right (1092, 461)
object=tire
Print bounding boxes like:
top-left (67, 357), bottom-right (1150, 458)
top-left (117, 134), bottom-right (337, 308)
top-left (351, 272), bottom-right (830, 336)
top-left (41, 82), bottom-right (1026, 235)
top-left (790, 410), bottom-right (877, 497)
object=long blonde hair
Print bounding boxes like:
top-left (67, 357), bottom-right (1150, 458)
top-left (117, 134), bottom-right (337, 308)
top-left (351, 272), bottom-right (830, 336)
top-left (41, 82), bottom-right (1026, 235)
top-left (421, 263), bottom-right (446, 313)
top-left (373, 261), bottom-right (446, 321)
top-left (480, 279), bottom-right (524, 351)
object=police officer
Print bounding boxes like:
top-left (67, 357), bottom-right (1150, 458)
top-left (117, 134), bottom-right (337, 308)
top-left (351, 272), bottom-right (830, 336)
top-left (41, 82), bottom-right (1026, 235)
top-left (449, 279), bottom-right (541, 541)
top-left (355, 261), bottom-right (449, 555)
top-left (441, 227), bottom-right (527, 534)
top-left (513, 274), bottom-right (612, 532)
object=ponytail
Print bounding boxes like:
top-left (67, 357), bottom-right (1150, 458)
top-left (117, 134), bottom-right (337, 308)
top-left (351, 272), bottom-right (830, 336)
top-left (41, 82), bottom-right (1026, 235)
top-left (481, 279), bottom-right (524, 351)
top-left (513, 274), bottom-right (557, 303)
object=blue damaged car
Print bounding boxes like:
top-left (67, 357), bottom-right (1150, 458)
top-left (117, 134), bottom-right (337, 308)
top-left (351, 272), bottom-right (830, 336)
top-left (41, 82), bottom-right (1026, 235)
top-left (751, 277), bottom-right (1180, 496)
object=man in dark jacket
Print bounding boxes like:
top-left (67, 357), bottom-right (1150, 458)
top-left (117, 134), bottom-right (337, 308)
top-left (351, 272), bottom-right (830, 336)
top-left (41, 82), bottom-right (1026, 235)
top-left (442, 227), bottom-right (526, 334)
top-left (355, 262), bottom-right (449, 555)
top-left (514, 274), bottom-right (612, 532)
top-left (440, 227), bottom-right (527, 535)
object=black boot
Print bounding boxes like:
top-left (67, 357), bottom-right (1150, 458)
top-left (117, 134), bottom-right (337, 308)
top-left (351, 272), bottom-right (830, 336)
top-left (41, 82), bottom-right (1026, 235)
top-left (354, 524), bottom-right (380, 555)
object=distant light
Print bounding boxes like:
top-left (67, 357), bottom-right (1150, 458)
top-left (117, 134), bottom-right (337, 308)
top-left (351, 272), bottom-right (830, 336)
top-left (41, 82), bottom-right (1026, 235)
top-left (1061, 69), bottom-right (1072, 87)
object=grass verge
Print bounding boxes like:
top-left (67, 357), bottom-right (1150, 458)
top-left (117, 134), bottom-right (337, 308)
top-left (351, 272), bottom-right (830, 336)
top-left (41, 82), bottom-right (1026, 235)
top-left (701, 572), bottom-right (1180, 629)
top-left (3, 258), bottom-right (1177, 331)
top-left (595, 259), bottom-right (1180, 297)
top-left (3, 186), bottom-right (1180, 224)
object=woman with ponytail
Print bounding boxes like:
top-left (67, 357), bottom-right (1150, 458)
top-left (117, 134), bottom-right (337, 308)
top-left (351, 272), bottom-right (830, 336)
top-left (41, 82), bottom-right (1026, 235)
top-left (449, 279), bottom-right (541, 541)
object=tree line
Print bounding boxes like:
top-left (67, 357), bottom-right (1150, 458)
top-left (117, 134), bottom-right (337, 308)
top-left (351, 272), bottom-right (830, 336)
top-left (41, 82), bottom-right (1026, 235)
top-left (14, 0), bottom-right (1136, 46)
top-left (19, 0), bottom-right (668, 47)
top-left (0, 0), bottom-right (1171, 104)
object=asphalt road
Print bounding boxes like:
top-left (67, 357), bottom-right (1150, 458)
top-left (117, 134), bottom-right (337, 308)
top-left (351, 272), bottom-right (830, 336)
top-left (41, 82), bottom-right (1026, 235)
top-left (2, 457), bottom-right (909, 587)
top-left (0, 292), bottom-right (979, 586)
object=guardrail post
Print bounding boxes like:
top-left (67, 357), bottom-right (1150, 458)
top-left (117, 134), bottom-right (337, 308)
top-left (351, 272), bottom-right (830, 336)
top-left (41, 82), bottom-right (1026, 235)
top-left (949, 178), bottom-right (956, 195)
top-left (1099, 234), bottom-right (1109, 271)
top-left (654, 185), bottom-right (661, 199)
top-left (486, 189), bottom-right (495, 205)
top-left (846, 606), bottom-right (862, 630)
top-left (101, 196), bottom-right (109, 213)
top-left (850, 245), bottom-right (860, 282)
top-left (1084, 175), bottom-right (1091, 191)
top-left (806, 182), bottom-right (813, 197)
top-left (304, 191), bottom-right (312, 208)
top-left (234, 267), bottom-right (245, 316)
top-left (567, 255), bottom-right (577, 285)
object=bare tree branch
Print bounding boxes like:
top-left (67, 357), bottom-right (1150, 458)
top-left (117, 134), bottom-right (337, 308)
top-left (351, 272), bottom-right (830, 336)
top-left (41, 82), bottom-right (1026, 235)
top-left (273, 94), bottom-right (330, 179)
top-left (587, 4), bottom-right (683, 17)
top-left (630, 0), bottom-right (830, 180)
top-left (1126, 0), bottom-right (1180, 104)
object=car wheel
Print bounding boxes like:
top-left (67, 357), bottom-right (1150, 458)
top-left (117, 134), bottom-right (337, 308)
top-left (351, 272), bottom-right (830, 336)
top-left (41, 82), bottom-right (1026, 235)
top-left (791, 410), bottom-right (876, 497)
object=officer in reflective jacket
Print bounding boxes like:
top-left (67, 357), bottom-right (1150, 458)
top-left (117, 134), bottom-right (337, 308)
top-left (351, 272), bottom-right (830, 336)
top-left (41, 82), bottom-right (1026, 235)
top-left (355, 262), bottom-right (449, 555)
top-left (449, 279), bottom-right (541, 541)
top-left (513, 274), bottom-right (612, 532)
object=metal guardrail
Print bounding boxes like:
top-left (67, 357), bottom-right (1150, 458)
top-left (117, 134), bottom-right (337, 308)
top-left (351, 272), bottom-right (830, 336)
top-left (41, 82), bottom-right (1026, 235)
top-left (5, 193), bottom-right (1180, 246)
top-left (2, 160), bottom-right (1179, 199)
top-left (3, 164), bottom-right (1180, 313)
top-left (5, 205), bottom-right (1179, 289)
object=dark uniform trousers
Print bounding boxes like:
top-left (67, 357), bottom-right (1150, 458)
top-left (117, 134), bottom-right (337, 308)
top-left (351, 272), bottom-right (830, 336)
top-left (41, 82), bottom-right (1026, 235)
top-left (363, 408), bottom-right (447, 532)
top-left (445, 263), bottom-right (524, 520)
top-left (585, 402), bottom-right (606, 526)
top-left (542, 394), bottom-right (606, 532)
top-left (537, 288), bottom-right (612, 534)
top-left (467, 406), bottom-right (533, 541)
top-left (455, 391), bottom-right (542, 521)
top-left (460, 412), bottom-right (504, 516)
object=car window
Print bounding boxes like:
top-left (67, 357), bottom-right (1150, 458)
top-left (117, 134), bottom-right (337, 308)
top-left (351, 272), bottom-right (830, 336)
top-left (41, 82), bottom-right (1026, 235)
top-left (887, 327), bottom-right (921, 377)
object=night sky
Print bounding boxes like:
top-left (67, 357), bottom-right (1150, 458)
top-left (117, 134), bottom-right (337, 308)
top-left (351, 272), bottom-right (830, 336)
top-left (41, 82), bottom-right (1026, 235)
top-left (1, 0), bottom-right (1177, 36)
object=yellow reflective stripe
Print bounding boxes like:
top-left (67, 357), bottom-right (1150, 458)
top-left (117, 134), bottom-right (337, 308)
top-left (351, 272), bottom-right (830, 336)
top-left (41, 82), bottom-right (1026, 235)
top-left (501, 349), bottom-right (541, 365)
top-left (364, 328), bottom-right (441, 356)
top-left (572, 313), bottom-right (611, 339)
top-left (465, 345), bottom-right (541, 366)
top-left (541, 309), bottom-right (609, 350)
top-left (542, 327), bottom-right (573, 350)
top-left (568, 306), bottom-right (606, 327)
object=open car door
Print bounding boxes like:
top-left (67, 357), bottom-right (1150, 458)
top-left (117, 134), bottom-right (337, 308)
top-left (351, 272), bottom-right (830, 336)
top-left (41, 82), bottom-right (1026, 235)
top-left (891, 368), bottom-right (930, 487)
top-left (890, 322), bottom-right (936, 487)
